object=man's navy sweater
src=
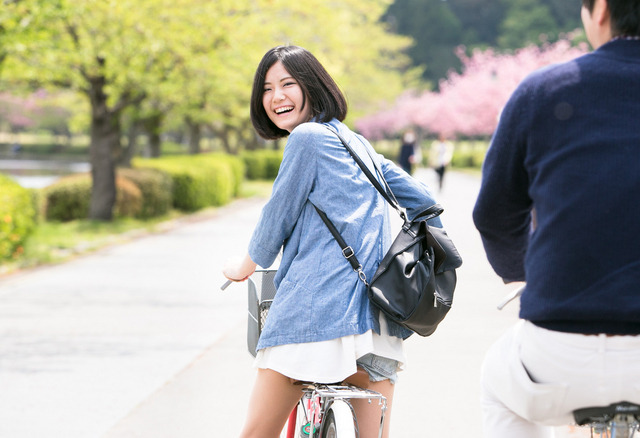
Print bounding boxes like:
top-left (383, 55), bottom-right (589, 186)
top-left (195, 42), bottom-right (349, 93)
top-left (473, 40), bottom-right (640, 335)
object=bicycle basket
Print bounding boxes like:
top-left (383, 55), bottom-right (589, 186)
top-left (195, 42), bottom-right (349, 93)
top-left (247, 270), bottom-right (277, 357)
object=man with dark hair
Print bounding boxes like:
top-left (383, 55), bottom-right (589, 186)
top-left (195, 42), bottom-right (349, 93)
top-left (473, 0), bottom-right (640, 436)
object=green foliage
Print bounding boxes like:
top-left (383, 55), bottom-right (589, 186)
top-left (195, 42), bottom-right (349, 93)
top-left (44, 174), bottom-right (143, 221)
top-left (498, 0), bottom-right (558, 49)
top-left (117, 167), bottom-right (174, 219)
top-left (198, 153), bottom-right (245, 197)
top-left (113, 177), bottom-right (143, 219)
top-left (450, 142), bottom-right (488, 169)
top-left (0, 173), bottom-right (37, 261)
top-left (134, 153), bottom-right (241, 211)
top-left (384, 0), bottom-right (463, 86)
top-left (241, 150), bottom-right (283, 180)
top-left (43, 174), bottom-right (91, 222)
top-left (3, 0), bottom-right (417, 146)
top-left (384, 0), bottom-right (584, 84)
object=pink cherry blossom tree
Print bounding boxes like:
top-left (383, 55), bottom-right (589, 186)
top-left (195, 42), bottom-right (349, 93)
top-left (356, 37), bottom-right (589, 140)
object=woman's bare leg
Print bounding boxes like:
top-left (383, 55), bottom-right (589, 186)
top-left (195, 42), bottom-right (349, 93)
top-left (239, 368), bottom-right (303, 438)
top-left (350, 379), bottom-right (394, 438)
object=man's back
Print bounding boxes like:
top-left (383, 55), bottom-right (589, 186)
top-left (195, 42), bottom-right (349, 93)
top-left (473, 39), bottom-right (640, 334)
top-left (473, 2), bottom-right (640, 436)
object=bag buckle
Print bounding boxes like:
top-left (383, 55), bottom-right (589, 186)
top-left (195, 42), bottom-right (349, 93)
top-left (356, 267), bottom-right (369, 286)
top-left (342, 246), bottom-right (355, 259)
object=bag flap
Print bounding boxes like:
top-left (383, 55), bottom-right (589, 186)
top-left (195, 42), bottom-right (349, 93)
top-left (427, 226), bottom-right (463, 273)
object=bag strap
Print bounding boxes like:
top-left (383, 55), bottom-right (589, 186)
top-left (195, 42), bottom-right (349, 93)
top-left (313, 204), bottom-right (368, 285)
top-left (324, 125), bottom-right (444, 223)
top-left (324, 126), bottom-right (406, 221)
top-left (313, 124), bottom-right (443, 284)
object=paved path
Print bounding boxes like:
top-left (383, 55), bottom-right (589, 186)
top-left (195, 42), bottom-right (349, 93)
top-left (0, 169), bottom-right (585, 437)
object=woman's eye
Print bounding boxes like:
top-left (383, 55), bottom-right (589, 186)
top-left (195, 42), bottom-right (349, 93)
top-left (284, 82), bottom-right (295, 87)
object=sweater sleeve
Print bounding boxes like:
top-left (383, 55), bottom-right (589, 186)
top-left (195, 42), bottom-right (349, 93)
top-left (248, 124), bottom-right (319, 268)
top-left (472, 81), bottom-right (534, 282)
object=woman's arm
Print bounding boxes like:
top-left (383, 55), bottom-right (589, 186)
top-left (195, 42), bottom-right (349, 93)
top-left (379, 157), bottom-right (442, 227)
top-left (247, 123), bottom-right (320, 267)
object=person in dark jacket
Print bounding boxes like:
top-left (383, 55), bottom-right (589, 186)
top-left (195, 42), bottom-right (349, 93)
top-left (397, 130), bottom-right (418, 174)
top-left (472, 0), bottom-right (640, 436)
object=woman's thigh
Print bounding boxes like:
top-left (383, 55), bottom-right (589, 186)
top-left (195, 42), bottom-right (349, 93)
top-left (239, 368), bottom-right (302, 438)
top-left (351, 379), bottom-right (394, 438)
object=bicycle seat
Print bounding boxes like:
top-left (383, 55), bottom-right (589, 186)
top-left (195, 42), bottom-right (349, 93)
top-left (289, 367), bottom-right (370, 389)
top-left (573, 401), bottom-right (640, 425)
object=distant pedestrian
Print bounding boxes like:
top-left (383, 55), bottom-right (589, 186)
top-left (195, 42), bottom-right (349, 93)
top-left (397, 130), bottom-right (419, 174)
top-left (430, 133), bottom-right (454, 190)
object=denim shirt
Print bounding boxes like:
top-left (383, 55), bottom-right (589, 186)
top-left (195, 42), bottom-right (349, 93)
top-left (249, 119), bottom-right (441, 350)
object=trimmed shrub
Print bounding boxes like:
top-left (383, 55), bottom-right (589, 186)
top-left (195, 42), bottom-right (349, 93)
top-left (134, 153), bottom-right (241, 212)
top-left (242, 152), bottom-right (267, 180)
top-left (263, 150), bottom-right (283, 179)
top-left (44, 174), bottom-right (91, 221)
top-left (113, 177), bottom-right (142, 219)
top-left (451, 147), bottom-right (487, 169)
top-left (197, 153), bottom-right (244, 197)
top-left (0, 173), bottom-right (37, 261)
top-left (117, 167), bottom-right (173, 218)
top-left (241, 149), bottom-right (283, 180)
top-left (44, 173), bottom-right (143, 221)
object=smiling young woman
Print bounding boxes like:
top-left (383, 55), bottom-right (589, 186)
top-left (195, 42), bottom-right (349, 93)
top-left (224, 45), bottom-right (444, 438)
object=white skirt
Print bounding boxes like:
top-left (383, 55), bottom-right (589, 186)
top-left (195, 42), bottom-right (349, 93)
top-left (254, 315), bottom-right (406, 383)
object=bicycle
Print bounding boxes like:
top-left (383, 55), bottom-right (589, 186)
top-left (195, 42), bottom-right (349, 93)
top-left (573, 402), bottom-right (640, 438)
top-left (498, 285), bottom-right (640, 438)
top-left (222, 269), bottom-right (387, 438)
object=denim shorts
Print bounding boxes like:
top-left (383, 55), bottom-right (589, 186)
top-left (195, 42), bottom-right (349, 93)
top-left (356, 353), bottom-right (400, 385)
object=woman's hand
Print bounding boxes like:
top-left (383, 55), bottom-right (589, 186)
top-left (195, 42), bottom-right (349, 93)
top-left (223, 253), bottom-right (257, 282)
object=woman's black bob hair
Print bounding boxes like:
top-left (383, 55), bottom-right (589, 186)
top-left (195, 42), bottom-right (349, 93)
top-left (250, 45), bottom-right (348, 140)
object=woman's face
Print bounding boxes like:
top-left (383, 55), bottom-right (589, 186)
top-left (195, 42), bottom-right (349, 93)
top-left (262, 61), bottom-right (312, 133)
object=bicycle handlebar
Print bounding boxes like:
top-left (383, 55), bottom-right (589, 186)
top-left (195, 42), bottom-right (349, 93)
top-left (497, 284), bottom-right (525, 310)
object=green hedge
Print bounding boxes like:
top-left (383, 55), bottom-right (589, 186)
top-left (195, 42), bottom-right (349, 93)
top-left (0, 173), bottom-right (37, 261)
top-left (134, 153), bottom-right (244, 212)
top-left (451, 147), bottom-right (487, 169)
top-left (199, 153), bottom-right (245, 197)
top-left (241, 149), bottom-right (283, 180)
top-left (43, 174), bottom-right (143, 221)
top-left (117, 167), bottom-right (173, 219)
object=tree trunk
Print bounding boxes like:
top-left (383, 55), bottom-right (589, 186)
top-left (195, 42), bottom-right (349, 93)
top-left (144, 113), bottom-right (163, 158)
top-left (148, 131), bottom-right (161, 157)
top-left (120, 121), bottom-right (140, 167)
top-left (186, 118), bottom-right (201, 155)
top-left (88, 76), bottom-right (119, 221)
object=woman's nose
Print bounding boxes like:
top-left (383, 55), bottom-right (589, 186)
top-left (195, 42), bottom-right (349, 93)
top-left (273, 87), bottom-right (285, 101)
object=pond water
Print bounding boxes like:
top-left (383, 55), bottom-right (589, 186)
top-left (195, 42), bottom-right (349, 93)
top-left (0, 158), bottom-right (90, 189)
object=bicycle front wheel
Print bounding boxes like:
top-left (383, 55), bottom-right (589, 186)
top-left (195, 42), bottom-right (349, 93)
top-left (321, 400), bottom-right (356, 438)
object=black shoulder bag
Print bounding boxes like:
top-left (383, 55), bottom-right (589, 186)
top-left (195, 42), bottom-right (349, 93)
top-left (314, 128), bottom-right (463, 337)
